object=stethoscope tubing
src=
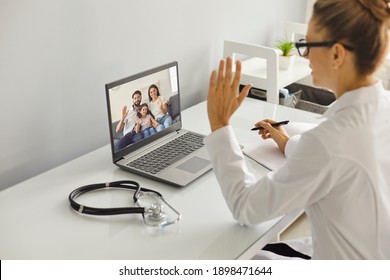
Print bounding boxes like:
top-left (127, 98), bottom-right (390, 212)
top-left (68, 180), bottom-right (163, 216)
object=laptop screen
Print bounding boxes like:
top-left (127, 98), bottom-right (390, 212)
top-left (105, 61), bottom-right (182, 163)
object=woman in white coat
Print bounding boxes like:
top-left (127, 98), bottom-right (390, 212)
top-left (205, 0), bottom-right (390, 259)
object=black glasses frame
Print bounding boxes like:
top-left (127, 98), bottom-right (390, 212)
top-left (295, 39), bottom-right (354, 57)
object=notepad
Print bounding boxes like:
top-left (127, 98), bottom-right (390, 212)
top-left (243, 140), bottom-right (285, 170)
top-left (242, 122), bottom-right (318, 171)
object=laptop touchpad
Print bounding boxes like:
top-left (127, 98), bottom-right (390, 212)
top-left (176, 156), bottom-right (211, 174)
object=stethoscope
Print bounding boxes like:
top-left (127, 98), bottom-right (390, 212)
top-left (68, 180), bottom-right (181, 227)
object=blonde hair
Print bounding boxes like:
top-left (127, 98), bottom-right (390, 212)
top-left (313, 0), bottom-right (390, 75)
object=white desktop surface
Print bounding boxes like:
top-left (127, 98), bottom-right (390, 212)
top-left (0, 98), bottom-right (322, 260)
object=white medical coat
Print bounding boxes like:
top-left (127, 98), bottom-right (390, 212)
top-left (204, 81), bottom-right (390, 259)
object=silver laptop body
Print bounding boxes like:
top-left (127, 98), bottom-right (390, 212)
top-left (105, 61), bottom-right (212, 187)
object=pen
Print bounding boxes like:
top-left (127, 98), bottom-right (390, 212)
top-left (251, 120), bottom-right (289, 131)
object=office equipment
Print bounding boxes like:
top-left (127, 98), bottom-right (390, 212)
top-left (105, 62), bottom-right (212, 187)
top-left (68, 180), bottom-right (181, 227)
top-left (223, 22), bottom-right (310, 105)
top-left (251, 120), bottom-right (289, 131)
top-left (224, 40), bottom-right (279, 104)
top-left (0, 99), bottom-right (322, 260)
top-left (285, 83), bottom-right (335, 114)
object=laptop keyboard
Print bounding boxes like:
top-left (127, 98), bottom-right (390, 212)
top-left (126, 132), bottom-right (205, 174)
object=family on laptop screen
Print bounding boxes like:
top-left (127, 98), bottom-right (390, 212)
top-left (109, 66), bottom-right (179, 152)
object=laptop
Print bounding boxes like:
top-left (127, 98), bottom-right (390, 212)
top-left (105, 61), bottom-right (212, 187)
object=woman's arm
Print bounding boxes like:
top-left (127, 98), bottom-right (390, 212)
top-left (158, 97), bottom-right (168, 115)
top-left (151, 116), bottom-right (159, 128)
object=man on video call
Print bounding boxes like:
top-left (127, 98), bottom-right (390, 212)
top-left (115, 90), bottom-right (144, 151)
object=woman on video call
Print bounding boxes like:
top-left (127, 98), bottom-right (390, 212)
top-left (205, 0), bottom-right (390, 259)
top-left (148, 84), bottom-right (173, 130)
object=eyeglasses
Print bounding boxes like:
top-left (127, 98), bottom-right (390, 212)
top-left (295, 39), bottom-right (354, 57)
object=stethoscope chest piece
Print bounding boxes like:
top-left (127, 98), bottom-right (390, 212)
top-left (143, 203), bottom-right (167, 226)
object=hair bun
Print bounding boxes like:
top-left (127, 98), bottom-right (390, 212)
top-left (357, 0), bottom-right (390, 23)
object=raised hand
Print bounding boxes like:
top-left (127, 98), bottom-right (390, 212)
top-left (207, 57), bottom-right (252, 132)
top-left (121, 106), bottom-right (129, 118)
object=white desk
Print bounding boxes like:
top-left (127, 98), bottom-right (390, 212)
top-left (0, 99), bottom-right (322, 260)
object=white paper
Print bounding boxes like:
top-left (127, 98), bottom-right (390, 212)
top-left (243, 139), bottom-right (285, 170)
top-left (242, 122), bottom-right (318, 170)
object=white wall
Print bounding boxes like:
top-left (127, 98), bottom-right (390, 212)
top-left (306, 0), bottom-right (316, 22)
top-left (0, 0), bottom-right (306, 190)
